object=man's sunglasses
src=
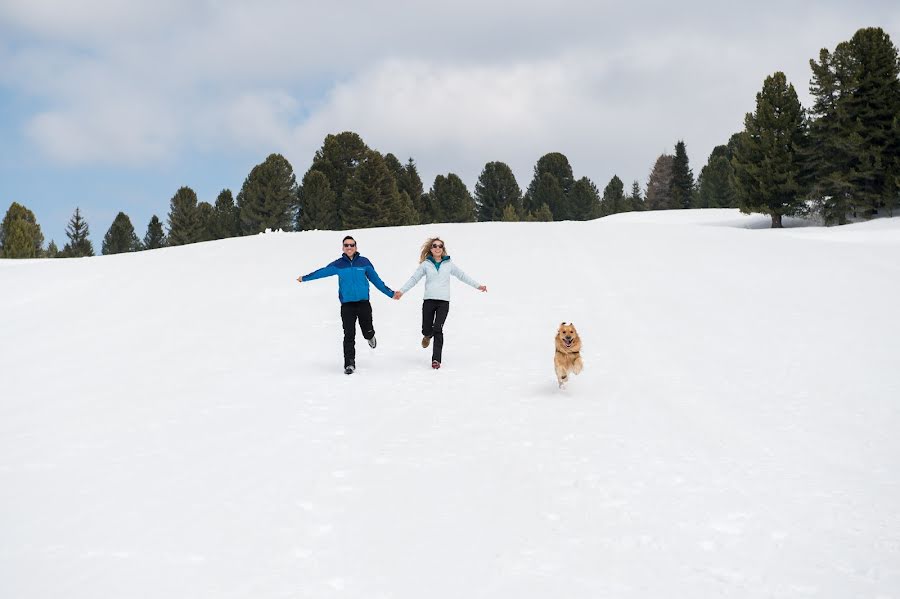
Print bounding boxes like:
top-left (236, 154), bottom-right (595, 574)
top-left (343, 243), bottom-right (356, 248)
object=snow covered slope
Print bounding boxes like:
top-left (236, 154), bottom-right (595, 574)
top-left (2, 209), bottom-right (899, 598)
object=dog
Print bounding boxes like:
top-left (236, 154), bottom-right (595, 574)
top-left (554, 322), bottom-right (583, 389)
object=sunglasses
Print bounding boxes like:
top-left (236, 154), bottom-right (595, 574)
top-left (431, 243), bottom-right (444, 249)
top-left (343, 243), bottom-right (356, 248)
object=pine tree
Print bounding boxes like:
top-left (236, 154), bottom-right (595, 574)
top-left (844, 28), bottom-right (900, 217)
top-left (698, 145), bottom-right (738, 208)
top-left (237, 154), bottom-right (298, 235)
top-left (61, 207), bottom-right (94, 257)
top-left (475, 161), bottom-right (522, 221)
top-left (102, 212), bottom-right (141, 255)
top-left (532, 203), bottom-right (553, 222)
top-left (143, 215), bottom-right (166, 250)
top-left (45, 239), bottom-right (59, 258)
top-left (380, 153), bottom-right (421, 226)
top-left (384, 153), bottom-right (404, 180)
top-left (807, 28), bottom-right (900, 222)
top-left (210, 189), bottom-right (240, 239)
top-left (501, 204), bottom-right (519, 221)
top-left (429, 174), bottom-right (476, 223)
top-left (196, 202), bottom-right (215, 242)
top-left (732, 72), bottom-right (807, 228)
top-left (401, 158), bottom-right (426, 222)
top-left (600, 176), bottom-right (626, 216)
top-left (569, 177), bottom-right (600, 220)
top-left (420, 192), bottom-right (440, 223)
top-left (167, 186), bottom-right (203, 246)
top-left (629, 180), bottom-right (645, 211)
top-left (342, 150), bottom-right (411, 229)
top-left (1, 202), bottom-right (44, 258)
top-left (807, 45), bottom-right (854, 223)
top-left (531, 173), bottom-right (568, 220)
top-left (645, 154), bottom-right (675, 210)
top-left (298, 170), bottom-right (339, 230)
top-left (2, 219), bottom-right (40, 258)
top-left (310, 131), bottom-right (369, 227)
top-left (672, 141), bottom-right (695, 209)
top-left (524, 152), bottom-right (574, 218)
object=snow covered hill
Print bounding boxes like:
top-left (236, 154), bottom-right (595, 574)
top-left (2, 209), bottom-right (899, 598)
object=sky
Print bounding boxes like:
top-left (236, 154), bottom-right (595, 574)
top-left (1, 0), bottom-right (898, 247)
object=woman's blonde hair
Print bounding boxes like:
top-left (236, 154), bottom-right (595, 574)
top-left (419, 237), bottom-right (447, 263)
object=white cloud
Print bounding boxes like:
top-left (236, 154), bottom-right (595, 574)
top-left (26, 97), bottom-right (177, 165)
top-left (2, 0), bottom-right (897, 188)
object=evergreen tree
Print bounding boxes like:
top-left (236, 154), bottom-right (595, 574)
top-left (629, 180), bottom-right (645, 211)
top-left (732, 72), bottom-right (807, 228)
top-left (101, 212), bottom-right (141, 255)
top-left (0, 202), bottom-right (44, 258)
top-left (45, 239), bottom-right (59, 258)
top-left (309, 131), bottom-right (369, 227)
top-left (600, 176), bottom-right (626, 216)
top-left (2, 219), bottom-right (40, 258)
top-left (196, 202), bottom-right (215, 242)
top-left (698, 144), bottom-right (738, 208)
top-left (210, 189), bottom-right (241, 239)
top-left (237, 153), bottom-right (298, 235)
top-left (532, 203), bottom-right (553, 222)
top-left (383, 153), bottom-right (423, 225)
top-left (645, 154), bottom-right (675, 210)
top-left (524, 152), bottom-right (574, 218)
top-left (143, 215), bottom-right (166, 250)
top-left (569, 177), bottom-right (601, 220)
top-left (807, 28), bottom-right (900, 222)
top-left (475, 161), bottom-right (523, 221)
top-left (167, 186), bottom-right (203, 246)
top-left (672, 141), bottom-right (695, 209)
top-left (842, 28), bottom-right (900, 218)
top-left (531, 173), bottom-right (568, 220)
top-left (61, 207), bottom-right (94, 257)
top-left (384, 153), bottom-right (404, 182)
top-left (429, 174), bottom-right (476, 223)
top-left (342, 150), bottom-right (413, 229)
top-left (420, 191), bottom-right (440, 223)
top-left (807, 45), bottom-right (855, 223)
top-left (401, 158), bottom-right (426, 222)
top-left (501, 204), bottom-right (520, 221)
top-left (298, 170), bottom-right (339, 230)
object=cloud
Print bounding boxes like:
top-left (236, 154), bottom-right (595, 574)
top-left (26, 98), bottom-right (177, 165)
top-left (2, 0), bottom-right (897, 188)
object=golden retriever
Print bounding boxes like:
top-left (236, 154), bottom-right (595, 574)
top-left (554, 322), bottom-right (583, 389)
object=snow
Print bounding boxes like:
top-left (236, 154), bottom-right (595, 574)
top-left (2, 208), bottom-right (899, 598)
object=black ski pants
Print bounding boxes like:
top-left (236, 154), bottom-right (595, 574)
top-left (422, 299), bottom-right (450, 363)
top-left (340, 300), bottom-right (374, 367)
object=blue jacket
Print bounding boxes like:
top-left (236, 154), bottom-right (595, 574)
top-left (302, 253), bottom-right (394, 303)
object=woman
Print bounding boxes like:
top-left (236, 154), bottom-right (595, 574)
top-left (396, 237), bottom-right (487, 369)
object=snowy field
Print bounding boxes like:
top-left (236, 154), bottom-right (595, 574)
top-left (1, 209), bottom-right (899, 598)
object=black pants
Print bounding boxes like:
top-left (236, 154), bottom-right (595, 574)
top-left (422, 299), bottom-right (450, 363)
top-left (340, 300), bottom-right (374, 367)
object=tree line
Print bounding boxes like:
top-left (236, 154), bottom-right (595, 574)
top-left (2, 27), bottom-right (897, 258)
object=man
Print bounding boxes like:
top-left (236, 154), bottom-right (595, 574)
top-left (297, 235), bottom-right (398, 374)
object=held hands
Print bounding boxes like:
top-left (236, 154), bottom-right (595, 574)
top-left (393, 291), bottom-right (403, 300)
top-left (478, 285), bottom-right (487, 292)
top-left (296, 276), bottom-right (303, 283)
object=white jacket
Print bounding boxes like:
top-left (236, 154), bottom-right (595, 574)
top-left (399, 256), bottom-right (480, 301)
